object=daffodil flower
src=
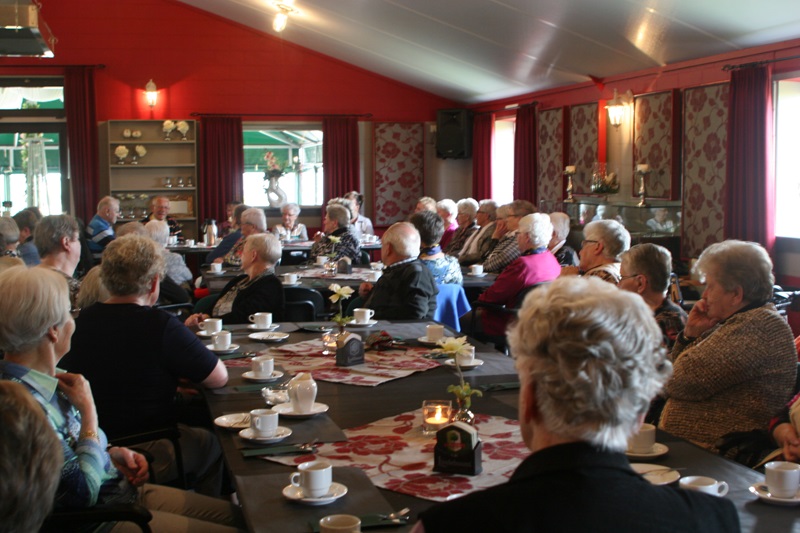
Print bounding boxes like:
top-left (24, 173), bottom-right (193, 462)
top-left (327, 235), bottom-right (341, 244)
top-left (328, 284), bottom-right (354, 303)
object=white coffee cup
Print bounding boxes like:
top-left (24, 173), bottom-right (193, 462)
top-left (367, 271), bottom-right (382, 282)
top-left (185, 239), bottom-right (195, 247)
top-left (628, 423), bottom-right (656, 454)
top-left (470, 264), bottom-right (484, 276)
top-left (370, 262), bottom-right (383, 271)
top-left (456, 345), bottom-right (475, 366)
top-left (765, 461), bottom-right (800, 498)
top-left (354, 308), bottom-right (375, 324)
top-left (209, 263), bottom-right (222, 273)
top-left (168, 235), bottom-right (178, 245)
top-left (320, 514), bottom-right (362, 533)
top-left (290, 460), bottom-right (332, 498)
top-left (282, 273), bottom-right (298, 285)
top-left (212, 330), bottom-right (231, 350)
top-left (252, 355), bottom-right (274, 377)
top-left (198, 318), bottom-right (223, 334)
top-left (316, 256), bottom-right (329, 266)
top-left (426, 324), bottom-right (444, 342)
top-left (249, 312), bottom-right (273, 329)
top-left (679, 476), bottom-right (729, 497)
top-left (250, 408), bottom-right (278, 438)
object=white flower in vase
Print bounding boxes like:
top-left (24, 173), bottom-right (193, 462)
top-left (176, 121), bottom-right (190, 140)
top-left (163, 120), bottom-right (176, 140)
top-left (135, 145), bottom-right (147, 157)
top-left (114, 145), bottom-right (129, 164)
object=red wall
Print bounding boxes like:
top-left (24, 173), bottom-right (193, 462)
top-left (0, 0), bottom-right (455, 121)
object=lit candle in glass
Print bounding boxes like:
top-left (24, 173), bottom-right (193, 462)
top-left (422, 400), bottom-right (452, 435)
top-left (321, 332), bottom-right (337, 356)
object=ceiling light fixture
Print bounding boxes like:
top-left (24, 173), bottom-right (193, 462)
top-left (605, 88), bottom-right (633, 128)
top-left (145, 79), bottom-right (158, 108)
top-left (272, 0), bottom-right (300, 33)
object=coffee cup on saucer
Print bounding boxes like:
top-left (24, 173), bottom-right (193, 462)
top-left (213, 330), bottom-right (231, 351)
top-left (765, 461), bottom-right (800, 498)
top-left (198, 318), bottom-right (223, 335)
top-left (426, 324), bottom-right (444, 342)
top-left (320, 514), bottom-right (361, 533)
top-left (456, 345), bottom-right (475, 366)
top-left (249, 312), bottom-right (273, 329)
top-left (252, 355), bottom-right (274, 377)
top-left (354, 308), bottom-right (374, 324)
top-left (209, 263), bottom-right (222, 273)
top-left (470, 264), bottom-right (484, 276)
top-left (250, 408), bottom-right (278, 438)
top-left (679, 476), bottom-right (729, 497)
top-left (627, 423), bottom-right (656, 454)
top-left (282, 273), bottom-right (298, 285)
top-left (185, 239), bottom-right (195, 247)
top-left (290, 460), bottom-right (332, 498)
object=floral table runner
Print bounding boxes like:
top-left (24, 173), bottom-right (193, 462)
top-left (298, 267), bottom-right (375, 282)
top-left (264, 409), bottom-right (529, 502)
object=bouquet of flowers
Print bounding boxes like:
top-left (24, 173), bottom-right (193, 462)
top-left (134, 145), bottom-right (147, 157)
top-left (264, 151), bottom-right (285, 178)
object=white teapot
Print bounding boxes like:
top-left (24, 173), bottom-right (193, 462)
top-left (288, 372), bottom-right (317, 414)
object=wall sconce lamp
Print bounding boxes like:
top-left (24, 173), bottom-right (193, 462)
top-left (272, 0), bottom-right (300, 32)
top-left (145, 79), bottom-right (158, 108)
top-left (605, 88), bottom-right (633, 128)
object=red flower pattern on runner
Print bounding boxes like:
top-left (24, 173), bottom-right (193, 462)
top-left (332, 435), bottom-right (409, 456)
top-left (384, 473), bottom-right (475, 500)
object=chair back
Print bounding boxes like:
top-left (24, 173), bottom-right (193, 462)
top-left (433, 283), bottom-right (471, 332)
top-left (284, 287), bottom-right (329, 319)
top-left (285, 300), bottom-right (316, 322)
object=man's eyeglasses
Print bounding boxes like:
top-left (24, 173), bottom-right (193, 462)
top-left (619, 274), bottom-right (640, 282)
top-left (581, 239), bottom-right (599, 247)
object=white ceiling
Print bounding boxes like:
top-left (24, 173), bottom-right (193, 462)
top-left (177, 0), bottom-right (800, 104)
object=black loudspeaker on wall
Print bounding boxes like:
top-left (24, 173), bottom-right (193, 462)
top-left (436, 109), bottom-right (473, 159)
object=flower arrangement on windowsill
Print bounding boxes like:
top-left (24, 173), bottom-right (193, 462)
top-left (328, 283), bottom-right (354, 333)
top-left (433, 336), bottom-right (483, 424)
top-left (263, 151), bottom-right (286, 179)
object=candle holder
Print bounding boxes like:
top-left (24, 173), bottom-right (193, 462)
top-left (636, 168), bottom-right (651, 207)
top-left (422, 400), bottom-right (452, 436)
top-left (563, 168), bottom-right (576, 203)
top-left (321, 332), bottom-right (337, 356)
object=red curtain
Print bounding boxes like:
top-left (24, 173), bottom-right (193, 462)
top-left (472, 113), bottom-right (494, 199)
top-left (199, 117), bottom-right (244, 226)
top-left (322, 117), bottom-right (359, 204)
top-left (64, 67), bottom-right (99, 223)
top-left (724, 65), bottom-right (774, 251)
top-left (513, 105), bottom-right (537, 205)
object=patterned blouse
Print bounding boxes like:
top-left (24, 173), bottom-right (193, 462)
top-left (272, 223), bottom-right (309, 241)
top-left (309, 227), bottom-right (361, 264)
top-left (222, 236), bottom-right (246, 268)
top-left (420, 255), bottom-right (463, 285)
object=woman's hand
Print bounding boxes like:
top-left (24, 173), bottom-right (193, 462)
top-left (314, 231), bottom-right (325, 243)
top-left (56, 373), bottom-right (98, 419)
top-left (184, 313), bottom-right (209, 328)
top-left (108, 447), bottom-right (150, 487)
top-left (684, 299), bottom-right (718, 338)
top-left (358, 282), bottom-right (373, 300)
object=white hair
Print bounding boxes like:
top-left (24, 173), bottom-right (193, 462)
top-left (584, 219), bottom-right (630, 261)
top-left (456, 198), bottom-right (479, 218)
top-left (694, 240), bottom-right (774, 304)
top-left (144, 219), bottom-right (170, 247)
top-left (518, 213), bottom-right (553, 249)
top-left (436, 199), bottom-right (457, 217)
top-left (241, 208), bottom-right (267, 232)
top-left (548, 212), bottom-right (571, 242)
top-left (244, 233), bottom-right (282, 265)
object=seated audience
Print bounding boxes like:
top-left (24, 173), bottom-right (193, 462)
top-left (647, 207), bottom-right (675, 233)
top-left (562, 219), bottom-right (630, 284)
top-left (86, 196), bottom-right (120, 253)
top-left (444, 198), bottom-right (479, 256)
top-left (547, 212), bottom-right (578, 267)
top-left (146, 219), bottom-right (193, 287)
top-left (472, 213), bottom-right (561, 336)
top-left (459, 199), bottom-right (497, 266)
top-left (619, 243), bottom-right (687, 349)
top-left (436, 199), bottom-right (459, 249)
top-left (34, 214), bottom-right (82, 307)
top-left (188, 233), bottom-right (285, 326)
top-left (140, 196), bottom-right (183, 241)
top-left (310, 204), bottom-right (361, 264)
top-left (12, 208), bottom-right (40, 265)
top-left (359, 222), bottom-right (437, 320)
top-left (344, 191), bottom-right (374, 239)
top-left (207, 203), bottom-right (249, 263)
top-left (219, 200), bottom-right (242, 237)
top-left (0, 215), bottom-right (20, 257)
top-left (660, 240), bottom-right (797, 453)
top-left (61, 235), bottom-right (230, 496)
top-left (272, 202), bottom-right (308, 241)
top-left (483, 200), bottom-right (536, 273)
top-left (415, 277), bottom-right (737, 533)
top-left (217, 207), bottom-right (267, 268)
top-left (409, 210), bottom-right (463, 285)
top-left (0, 266), bottom-right (243, 531)
top-left (415, 196), bottom-right (437, 213)
top-left (0, 381), bottom-right (62, 533)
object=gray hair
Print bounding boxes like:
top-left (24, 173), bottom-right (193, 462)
top-left (233, 204), bottom-right (250, 225)
top-left (409, 210), bottom-right (445, 247)
top-left (496, 204), bottom-right (511, 220)
top-left (117, 221), bottom-right (147, 237)
top-left (518, 213), bottom-right (553, 249)
top-left (508, 277), bottom-right (672, 451)
top-left (76, 265), bottom-right (110, 309)
top-left (478, 200), bottom-right (498, 221)
top-left (383, 221), bottom-right (421, 259)
top-left (281, 203), bottom-right (301, 216)
top-left (0, 266), bottom-right (70, 353)
top-left (0, 216), bottom-right (20, 246)
top-left (621, 243), bottom-right (672, 294)
top-left (33, 215), bottom-right (79, 258)
top-left (509, 199), bottom-right (537, 217)
top-left (244, 233), bottom-right (282, 265)
top-left (12, 209), bottom-right (37, 232)
top-left (549, 212), bottom-right (571, 242)
top-left (456, 198), bottom-right (479, 218)
top-left (694, 240), bottom-right (774, 304)
top-left (583, 219), bottom-right (630, 261)
top-left (436, 199), bottom-right (457, 218)
top-left (101, 235), bottom-right (165, 297)
top-left (417, 197), bottom-right (437, 212)
top-left (241, 207), bottom-right (267, 232)
top-left (97, 195), bottom-right (119, 211)
top-left (144, 220), bottom-right (170, 247)
top-left (326, 204), bottom-right (351, 228)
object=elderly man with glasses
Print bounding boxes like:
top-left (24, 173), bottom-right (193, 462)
top-left (482, 200), bottom-right (536, 274)
top-left (561, 219), bottom-right (631, 284)
top-left (141, 196), bottom-right (183, 241)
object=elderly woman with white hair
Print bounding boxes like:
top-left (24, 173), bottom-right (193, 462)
top-left (216, 207), bottom-right (267, 268)
top-left (562, 219), bottom-right (630, 284)
top-left (272, 202), bottom-right (308, 241)
top-left (436, 198), bottom-right (459, 249)
top-left (310, 203), bottom-right (361, 263)
top-left (547, 212), bottom-right (578, 267)
top-left (145, 219), bottom-right (193, 286)
top-left (444, 198), bottom-right (479, 256)
top-left (416, 277), bottom-right (738, 532)
top-left (473, 213), bottom-right (561, 336)
top-left (660, 240), bottom-right (796, 453)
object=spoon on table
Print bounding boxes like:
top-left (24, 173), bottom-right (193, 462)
top-left (378, 508), bottom-right (411, 522)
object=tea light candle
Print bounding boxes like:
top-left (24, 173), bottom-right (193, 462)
top-left (565, 165), bottom-right (576, 173)
top-left (637, 164), bottom-right (650, 173)
top-left (422, 400), bottom-right (452, 435)
top-left (321, 333), bottom-right (337, 355)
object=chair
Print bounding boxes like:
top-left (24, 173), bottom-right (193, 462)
top-left (284, 287), bottom-right (331, 320)
top-left (112, 426), bottom-right (188, 489)
top-left (433, 283), bottom-right (471, 332)
top-left (285, 300), bottom-right (316, 321)
top-left (469, 282), bottom-right (548, 354)
top-left (359, 249), bottom-right (371, 266)
top-left (41, 503), bottom-right (153, 532)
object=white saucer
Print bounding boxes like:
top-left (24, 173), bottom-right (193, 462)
top-left (207, 270), bottom-right (227, 275)
top-left (467, 272), bottom-right (487, 278)
top-left (282, 281), bottom-right (302, 287)
top-left (196, 330), bottom-right (220, 338)
top-left (272, 402), bottom-right (329, 418)
top-left (625, 442), bottom-right (669, 460)
top-left (346, 319), bottom-right (378, 327)
top-left (282, 482), bottom-right (348, 505)
top-left (247, 324), bottom-right (280, 331)
top-left (207, 343), bottom-right (240, 354)
top-left (417, 336), bottom-right (442, 347)
top-left (214, 412), bottom-right (251, 430)
top-left (242, 370), bottom-right (284, 382)
top-left (238, 426), bottom-right (292, 444)
top-left (630, 463), bottom-right (681, 485)
top-left (249, 331), bottom-right (290, 343)
top-left (300, 324), bottom-right (334, 333)
top-left (749, 483), bottom-right (800, 505)
top-left (443, 358), bottom-right (484, 371)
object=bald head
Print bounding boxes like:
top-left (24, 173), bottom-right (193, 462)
top-left (382, 222), bottom-right (421, 264)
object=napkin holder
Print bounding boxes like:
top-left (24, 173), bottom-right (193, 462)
top-left (433, 422), bottom-right (482, 475)
top-left (338, 257), bottom-right (353, 275)
top-left (336, 331), bottom-right (364, 367)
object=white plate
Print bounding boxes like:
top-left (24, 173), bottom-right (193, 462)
top-left (207, 270), bottom-right (227, 275)
top-left (249, 331), bottom-right (290, 343)
top-left (625, 442), bottom-right (669, 460)
top-left (272, 402), bottom-right (329, 418)
top-left (282, 281), bottom-right (302, 287)
top-left (467, 272), bottom-right (487, 278)
top-left (207, 343), bottom-right (240, 354)
top-left (247, 324), bottom-right (280, 331)
top-left (443, 358), bottom-right (484, 371)
top-left (242, 370), bottom-right (284, 382)
top-left (346, 319), bottom-right (378, 327)
top-left (630, 463), bottom-right (681, 485)
top-left (417, 336), bottom-right (442, 347)
top-left (238, 426), bottom-right (292, 444)
top-left (749, 483), bottom-right (800, 505)
top-left (282, 482), bottom-right (348, 505)
top-left (214, 412), bottom-right (251, 430)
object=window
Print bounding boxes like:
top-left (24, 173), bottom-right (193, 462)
top-left (242, 125), bottom-right (324, 207)
top-left (775, 77), bottom-right (800, 238)
top-left (492, 117), bottom-right (515, 205)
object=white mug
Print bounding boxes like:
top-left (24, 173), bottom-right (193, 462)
top-left (252, 355), bottom-right (274, 377)
top-left (282, 273), bottom-right (298, 284)
top-left (250, 408), bottom-right (278, 438)
top-left (316, 256), bottom-right (329, 266)
top-left (426, 324), bottom-right (444, 342)
top-left (168, 235), bottom-right (178, 245)
top-left (354, 308), bottom-right (375, 324)
top-left (679, 476), bottom-right (729, 497)
top-left (209, 263), bottom-right (222, 273)
top-left (765, 461), bottom-right (800, 498)
top-left (185, 239), bottom-right (195, 247)
top-left (628, 423), bottom-right (656, 454)
top-left (320, 514), bottom-right (362, 533)
top-left (470, 264), bottom-right (484, 275)
top-left (249, 312), bottom-right (273, 329)
top-left (212, 330), bottom-right (231, 350)
top-left (367, 271), bottom-right (382, 282)
top-left (198, 318), bottom-right (223, 334)
top-left (290, 460), bottom-right (332, 498)
top-left (456, 345), bottom-right (475, 366)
